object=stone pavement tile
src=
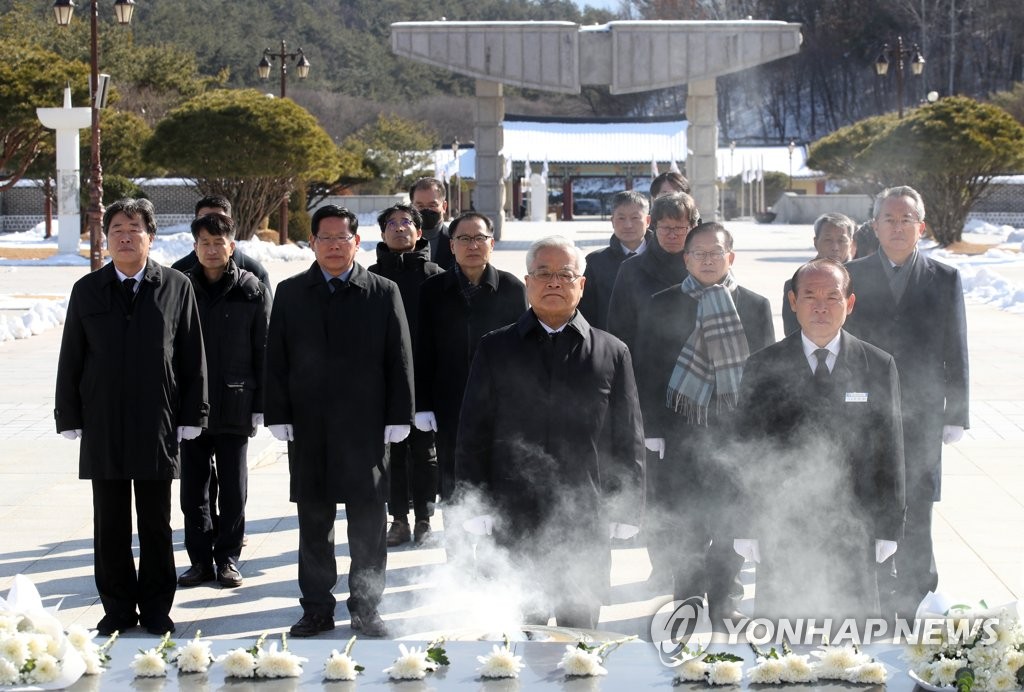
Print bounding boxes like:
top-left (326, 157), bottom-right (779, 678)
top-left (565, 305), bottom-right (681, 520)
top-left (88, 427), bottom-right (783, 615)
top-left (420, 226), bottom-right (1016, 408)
top-left (935, 560), bottom-right (1016, 604)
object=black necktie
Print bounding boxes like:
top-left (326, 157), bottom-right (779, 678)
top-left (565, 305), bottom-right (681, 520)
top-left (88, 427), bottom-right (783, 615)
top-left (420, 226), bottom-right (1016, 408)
top-left (813, 348), bottom-right (831, 383)
top-left (626, 251), bottom-right (637, 258)
top-left (122, 278), bottom-right (137, 312)
top-left (329, 277), bottom-right (344, 295)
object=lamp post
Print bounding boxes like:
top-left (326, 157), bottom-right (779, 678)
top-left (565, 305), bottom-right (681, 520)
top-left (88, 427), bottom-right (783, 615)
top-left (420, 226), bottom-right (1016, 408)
top-left (52, 0), bottom-right (137, 272)
top-left (450, 138), bottom-right (460, 218)
top-left (787, 140), bottom-right (796, 191)
top-left (258, 41), bottom-right (310, 244)
top-left (875, 36), bottom-right (925, 119)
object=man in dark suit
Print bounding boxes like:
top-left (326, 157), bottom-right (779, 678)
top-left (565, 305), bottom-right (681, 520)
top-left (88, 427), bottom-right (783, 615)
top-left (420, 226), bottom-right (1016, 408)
top-left (56, 198), bottom-right (208, 636)
top-left (635, 222), bottom-right (775, 622)
top-left (456, 235), bottom-right (646, 629)
top-left (844, 186), bottom-right (969, 618)
top-left (409, 177), bottom-right (455, 269)
top-left (781, 212), bottom-right (856, 335)
top-left (734, 259), bottom-right (905, 624)
top-left (264, 205), bottom-right (414, 638)
top-left (578, 190), bottom-right (653, 330)
top-left (413, 212), bottom-right (527, 501)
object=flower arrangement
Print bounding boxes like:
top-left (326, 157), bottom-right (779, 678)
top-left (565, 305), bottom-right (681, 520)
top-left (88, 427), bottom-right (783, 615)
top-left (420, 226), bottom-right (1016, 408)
top-left (557, 635), bottom-right (638, 678)
top-left (384, 637), bottom-right (448, 681)
top-left (672, 651), bottom-right (744, 686)
top-left (173, 630), bottom-right (215, 674)
top-left (131, 632), bottom-right (175, 678)
top-left (65, 625), bottom-right (118, 676)
top-left (903, 601), bottom-right (1024, 692)
top-left (476, 634), bottom-right (524, 679)
top-left (745, 641), bottom-right (888, 685)
top-left (218, 632), bottom-right (307, 679)
top-left (323, 636), bottom-right (363, 682)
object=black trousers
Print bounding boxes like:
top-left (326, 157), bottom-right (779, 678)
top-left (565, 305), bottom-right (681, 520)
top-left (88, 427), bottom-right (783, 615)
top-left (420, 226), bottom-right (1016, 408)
top-left (387, 427), bottom-right (437, 522)
top-left (296, 497), bottom-right (387, 618)
top-left (91, 479), bottom-right (175, 621)
top-left (180, 432), bottom-right (248, 568)
top-left (880, 498), bottom-right (937, 617)
top-left (435, 427), bottom-right (457, 501)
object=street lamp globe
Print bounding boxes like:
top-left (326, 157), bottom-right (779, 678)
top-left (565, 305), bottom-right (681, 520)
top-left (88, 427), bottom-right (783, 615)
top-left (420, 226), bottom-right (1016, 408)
top-left (296, 53), bottom-right (311, 80)
top-left (113, 0), bottom-right (136, 25)
top-left (52, 0), bottom-right (74, 26)
top-left (257, 55), bottom-right (272, 80)
top-left (910, 47), bottom-right (926, 76)
top-left (874, 48), bottom-right (890, 77)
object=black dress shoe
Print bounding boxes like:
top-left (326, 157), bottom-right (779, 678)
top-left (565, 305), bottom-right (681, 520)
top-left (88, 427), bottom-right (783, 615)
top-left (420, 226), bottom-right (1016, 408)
top-left (217, 563), bottom-right (243, 588)
top-left (177, 564), bottom-right (215, 587)
top-left (139, 613), bottom-right (175, 635)
top-left (96, 612), bottom-right (137, 636)
top-left (350, 610), bottom-right (388, 637)
top-left (289, 612), bottom-right (335, 638)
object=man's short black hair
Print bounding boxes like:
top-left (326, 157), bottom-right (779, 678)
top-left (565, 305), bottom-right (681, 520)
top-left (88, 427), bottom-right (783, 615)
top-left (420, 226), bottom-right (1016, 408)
top-left (311, 205), bottom-right (359, 236)
top-left (684, 221), bottom-right (733, 252)
top-left (194, 195), bottom-right (231, 217)
top-left (408, 177), bottom-right (446, 200)
top-left (103, 198), bottom-right (157, 236)
top-left (377, 204), bottom-right (423, 233)
top-left (448, 211), bottom-right (493, 238)
top-left (791, 258), bottom-right (852, 297)
top-left (191, 212), bottom-right (236, 241)
top-left (650, 171), bottom-right (691, 196)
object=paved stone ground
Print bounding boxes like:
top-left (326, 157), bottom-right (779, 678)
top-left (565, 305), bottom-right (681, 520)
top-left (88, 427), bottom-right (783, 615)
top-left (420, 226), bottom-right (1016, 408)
top-left (0, 219), bottom-right (1021, 643)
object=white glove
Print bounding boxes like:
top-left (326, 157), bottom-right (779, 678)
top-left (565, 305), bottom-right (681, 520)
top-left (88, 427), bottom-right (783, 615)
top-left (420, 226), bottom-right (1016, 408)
top-left (734, 539), bottom-right (761, 563)
top-left (269, 424), bottom-right (294, 441)
top-left (177, 426), bottom-right (202, 442)
top-left (384, 425), bottom-right (411, 444)
top-left (645, 437), bottom-right (665, 460)
top-left (414, 411), bottom-right (438, 432)
top-left (463, 514), bottom-right (494, 536)
top-left (251, 413), bottom-right (264, 428)
top-left (942, 425), bottom-right (964, 445)
top-left (60, 429), bottom-right (82, 440)
top-left (875, 539), bottom-right (898, 563)
top-left (609, 522), bottom-right (640, 540)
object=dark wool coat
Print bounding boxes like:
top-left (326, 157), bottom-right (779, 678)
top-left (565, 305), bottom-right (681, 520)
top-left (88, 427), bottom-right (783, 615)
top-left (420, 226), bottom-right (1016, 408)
top-left (172, 249), bottom-right (272, 297)
top-left (55, 260), bottom-right (208, 480)
top-left (368, 238), bottom-right (443, 346)
top-left (422, 222), bottom-right (455, 270)
top-left (414, 264), bottom-right (527, 431)
top-left (264, 262), bottom-right (414, 503)
top-left (605, 239), bottom-right (689, 355)
top-left (185, 261), bottom-right (271, 436)
top-left (733, 330), bottom-right (906, 619)
top-left (455, 310), bottom-right (646, 535)
top-left (578, 230), bottom-right (655, 331)
top-left (845, 252), bottom-right (969, 500)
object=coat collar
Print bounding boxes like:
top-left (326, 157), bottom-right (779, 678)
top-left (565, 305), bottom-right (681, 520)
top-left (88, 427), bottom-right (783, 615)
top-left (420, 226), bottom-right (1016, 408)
top-left (102, 258), bottom-right (164, 287)
top-left (515, 308), bottom-right (591, 341)
top-left (302, 261), bottom-right (370, 290)
top-left (445, 262), bottom-right (500, 292)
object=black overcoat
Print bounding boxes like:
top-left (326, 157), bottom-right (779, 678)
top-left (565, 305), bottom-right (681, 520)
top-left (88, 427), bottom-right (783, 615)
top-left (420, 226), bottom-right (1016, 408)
top-left (368, 238), bottom-right (443, 347)
top-left (605, 240), bottom-right (688, 354)
top-left (578, 230), bottom-right (654, 331)
top-left (185, 261), bottom-right (271, 436)
top-left (264, 262), bottom-right (414, 503)
top-left (845, 252), bottom-right (969, 500)
top-left (55, 260), bottom-right (208, 480)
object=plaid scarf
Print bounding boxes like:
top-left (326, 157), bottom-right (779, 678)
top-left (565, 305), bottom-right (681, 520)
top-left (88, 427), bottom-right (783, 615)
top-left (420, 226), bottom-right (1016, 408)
top-left (665, 272), bottom-right (750, 425)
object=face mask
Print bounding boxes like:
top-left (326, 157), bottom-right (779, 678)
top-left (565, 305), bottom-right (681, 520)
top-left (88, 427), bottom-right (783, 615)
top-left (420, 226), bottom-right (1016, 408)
top-left (418, 209), bottom-right (442, 229)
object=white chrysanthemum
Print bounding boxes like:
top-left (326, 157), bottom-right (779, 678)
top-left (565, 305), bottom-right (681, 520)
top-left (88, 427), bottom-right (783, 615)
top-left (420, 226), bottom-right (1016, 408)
top-left (812, 645), bottom-right (869, 680)
top-left (0, 657), bottom-right (18, 685)
top-left (220, 648), bottom-right (257, 678)
top-left (707, 660), bottom-right (743, 685)
top-left (324, 650), bottom-right (360, 681)
top-left (781, 654), bottom-right (816, 683)
top-left (477, 644), bottom-right (524, 679)
top-left (30, 652), bottom-right (61, 683)
top-left (384, 643), bottom-right (437, 680)
top-left (915, 663), bottom-right (937, 685)
top-left (175, 638), bottom-right (214, 673)
top-left (65, 624), bottom-right (97, 652)
top-left (675, 657), bottom-right (709, 682)
top-left (255, 642), bottom-right (306, 678)
top-left (1004, 649), bottom-right (1024, 672)
top-left (0, 635), bottom-right (29, 667)
top-left (932, 657), bottom-right (966, 686)
top-left (748, 656), bottom-right (785, 684)
top-left (968, 645), bottom-right (1001, 670)
top-left (846, 661), bottom-right (888, 684)
top-left (81, 649), bottom-right (104, 675)
top-left (0, 615), bottom-right (21, 634)
top-left (557, 645), bottom-right (607, 677)
top-left (988, 668), bottom-right (1018, 692)
top-left (25, 632), bottom-right (51, 658)
top-left (131, 650), bottom-right (167, 677)
top-left (903, 643), bottom-right (935, 668)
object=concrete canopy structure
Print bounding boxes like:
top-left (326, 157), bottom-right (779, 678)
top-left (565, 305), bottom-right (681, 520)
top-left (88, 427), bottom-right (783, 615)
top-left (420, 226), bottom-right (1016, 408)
top-left (391, 19), bottom-right (801, 237)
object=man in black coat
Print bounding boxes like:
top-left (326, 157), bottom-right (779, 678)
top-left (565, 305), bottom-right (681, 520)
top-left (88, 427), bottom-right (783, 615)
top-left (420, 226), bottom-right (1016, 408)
top-left (635, 223), bottom-right (774, 622)
top-left (170, 195), bottom-right (272, 295)
top-left (177, 213), bottom-right (271, 590)
top-left (409, 177), bottom-right (455, 269)
top-left (413, 212), bottom-right (527, 500)
top-left (733, 259), bottom-right (905, 624)
top-left (844, 186), bottom-right (969, 618)
top-left (578, 190), bottom-right (653, 330)
top-left (456, 235), bottom-right (646, 629)
top-left (781, 212), bottom-right (856, 335)
top-left (368, 204), bottom-right (443, 547)
top-left (265, 205), bottom-right (414, 638)
top-left (56, 198), bottom-right (208, 636)
top-left (606, 192), bottom-right (700, 355)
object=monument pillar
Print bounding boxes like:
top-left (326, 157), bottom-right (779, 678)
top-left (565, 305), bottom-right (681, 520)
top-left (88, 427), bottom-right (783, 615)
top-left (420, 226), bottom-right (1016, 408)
top-left (37, 87), bottom-right (91, 255)
top-left (686, 78), bottom-right (719, 220)
top-left (474, 79), bottom-right (506, 239)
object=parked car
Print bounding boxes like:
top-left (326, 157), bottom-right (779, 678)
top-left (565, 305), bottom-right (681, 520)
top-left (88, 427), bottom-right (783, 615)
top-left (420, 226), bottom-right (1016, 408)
top-left (573, 198), bottom-right (602, 215)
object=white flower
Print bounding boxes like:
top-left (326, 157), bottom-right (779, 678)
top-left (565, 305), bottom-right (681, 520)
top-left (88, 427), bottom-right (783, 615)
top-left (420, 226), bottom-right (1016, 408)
top-left (255, 641), bottom-right (306, 678)
top-left (0, 615), bottom-right (21, 634)
top-left (674, 657), bottom-right (708, 682)
top-left (0, 657), bottom-right (19, 685)
top-left (175, 634), bottom-right (215, 673)
top-left (903, 642), bottom-right (934, 668)
top-left (384, 643), bottom-right (437, 680)
top-left (29, 652), bottom-right (61, 683)
top-left (81, 648), bottom-right (104, 676)
top-left (748, 656), bottom-right (785, 684)
top-left (220, 648), bottom-right (257, 678)
top-left (846, 661), bottom-right (889, 684)
top-left (132, 649), bottom-right (168, 677)
top-left (811, 644), bottom-right (869, 679)
top-left (781, 654), bottom-right (816, 683)
top-left (65, 624), bottom-right (97, 652)
top-left (0, 634), bottom-right (29, 667)
top-left (1005, 649), bottom-right (1024, 672)
top-left (707, 660), bottom-right (743, 685)
top-left (932, 657), bottom-right (967, 686)
top-left (988, 668), bottom-right (1018, 692)
top-left (25, 632), bottom-right (52, 658)
top-left (477, 643), bottom-right (524, 679)
top-left (324, 650), bottom-right (361, 681)
top-left (557, 644), bottom-right (607, 677)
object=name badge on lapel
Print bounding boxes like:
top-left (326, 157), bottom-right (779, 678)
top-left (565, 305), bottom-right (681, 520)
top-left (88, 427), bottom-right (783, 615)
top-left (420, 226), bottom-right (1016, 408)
top-left (845, 392), bottom-right (868, 403)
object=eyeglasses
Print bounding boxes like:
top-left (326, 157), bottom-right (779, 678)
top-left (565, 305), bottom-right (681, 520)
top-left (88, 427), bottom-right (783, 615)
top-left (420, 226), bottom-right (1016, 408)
top-left (315, 234), bottom-right (357, 245)
top-left (384, 219), bottom-right (416, 231)
top-left (877, 215), bottom-right (922, 229)
top-left (686, 250), bottom-right (728, 261)
top-left (453, 235), bottom-right (493, 246)
top-left (655, 225), bottom-right (691, 237)
top-left (528, 269), bottom-right (582, 284)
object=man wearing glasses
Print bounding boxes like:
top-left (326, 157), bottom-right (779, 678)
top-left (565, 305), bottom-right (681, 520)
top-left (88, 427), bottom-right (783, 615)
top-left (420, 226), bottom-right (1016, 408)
top-left (844, 186), bottom-right (969, 621)
top-left (414, 212), bottom-right (526, 502)
top-left (635, 222), bottom-right (774, 625)
top-left (265, 205), bottom-right (414, 638)
top-left (456, 235), bottom-right (645, 629)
